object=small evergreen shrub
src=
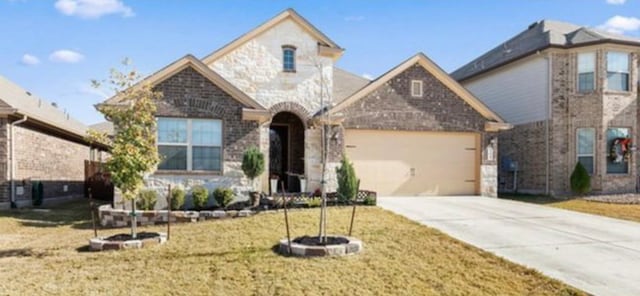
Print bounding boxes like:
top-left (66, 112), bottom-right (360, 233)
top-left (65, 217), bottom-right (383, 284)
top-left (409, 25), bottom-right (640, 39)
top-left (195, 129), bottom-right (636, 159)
top-left (570, 162), bottom-right (591, 195)
top-left (213, 187), bottom-right (234, 208)
top-left (136, 189), bottom-right (158, 210)
top-left (363, 194), bottom-right (377, 206)
top-left (241, 146), bottom-right (265, 191)
top-left (191, 185), bottom-right (209, 210)
top-left (170, 187), bottom-right (186, 210)
top-left (336, 155), bottom-right (358, 203)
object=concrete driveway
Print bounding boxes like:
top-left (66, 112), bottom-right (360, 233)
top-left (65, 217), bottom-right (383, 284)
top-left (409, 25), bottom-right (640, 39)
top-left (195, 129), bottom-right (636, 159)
top-left (378, 196), bottom-right (640, 296)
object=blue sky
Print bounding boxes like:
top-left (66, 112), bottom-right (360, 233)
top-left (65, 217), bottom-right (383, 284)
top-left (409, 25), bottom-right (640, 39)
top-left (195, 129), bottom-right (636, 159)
top-left (1, 0), bottom-right (640, 125)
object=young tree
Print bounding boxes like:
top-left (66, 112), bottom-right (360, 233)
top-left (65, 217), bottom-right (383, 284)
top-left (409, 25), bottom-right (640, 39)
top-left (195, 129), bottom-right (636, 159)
top-left (241, 146), bottom-right (265, 206)
top-left (91, 59), bottom-right (162, 238)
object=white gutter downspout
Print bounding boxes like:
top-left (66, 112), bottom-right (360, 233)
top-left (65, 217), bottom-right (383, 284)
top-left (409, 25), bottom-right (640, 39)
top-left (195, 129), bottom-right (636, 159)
top-left (545, 53), bottom-right (552, 196)
top-left (10, 115), bottom-right (27, 208)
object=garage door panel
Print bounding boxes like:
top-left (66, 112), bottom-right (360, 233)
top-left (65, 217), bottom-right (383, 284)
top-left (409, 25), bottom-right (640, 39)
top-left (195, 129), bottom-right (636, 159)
top-left (345, 130), bottom-right (478, 196)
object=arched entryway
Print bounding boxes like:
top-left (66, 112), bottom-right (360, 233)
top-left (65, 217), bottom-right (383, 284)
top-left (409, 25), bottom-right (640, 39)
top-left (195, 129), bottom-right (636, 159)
top-left (270, 112), bottom-right (305, 192)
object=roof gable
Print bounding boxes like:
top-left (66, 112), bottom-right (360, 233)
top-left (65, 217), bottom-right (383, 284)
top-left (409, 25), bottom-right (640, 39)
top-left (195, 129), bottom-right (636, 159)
top-left (202, 8), bottom-right (343, 64)
top-left (100, 55), bottom-right (266, 110)
top-left (331, 53), bottom-right (504, 123)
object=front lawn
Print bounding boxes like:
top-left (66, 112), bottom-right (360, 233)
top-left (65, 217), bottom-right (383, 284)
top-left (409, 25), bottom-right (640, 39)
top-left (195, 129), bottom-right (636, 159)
top-left (0, 199), bottom-right (582, 295)
top-left (501, 195), bottom-right (640, 223)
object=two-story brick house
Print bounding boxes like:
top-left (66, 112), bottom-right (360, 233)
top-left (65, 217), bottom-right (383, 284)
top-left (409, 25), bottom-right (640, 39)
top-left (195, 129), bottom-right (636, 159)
top-left (452, 20), bottom-right (640, 195)
top-left (100, 9), bottom-right (507, 202)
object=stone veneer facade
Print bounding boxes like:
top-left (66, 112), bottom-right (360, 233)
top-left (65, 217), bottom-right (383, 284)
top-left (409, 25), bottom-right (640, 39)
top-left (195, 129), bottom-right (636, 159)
top-left (340, 64), bottom-right (499, 197)
top-left (499, 48), bottom-right (640, 195)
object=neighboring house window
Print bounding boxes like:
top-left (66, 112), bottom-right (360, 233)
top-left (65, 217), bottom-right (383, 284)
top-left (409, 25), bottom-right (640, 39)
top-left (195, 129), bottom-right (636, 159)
top-left (607, 52), bottom-right (629, 91)
top-left (411, 80), bottom-right (423, 97)
top-left (577, 52), bottom-right (595, 92)
top-left (576, 128), bottom-right (595, 175)
top-left (157, 117), bottom-right (222, 171)
top-left (606, 127), bottom-right (630, 174)
top-left (282, 46), bottom-right (296, 72)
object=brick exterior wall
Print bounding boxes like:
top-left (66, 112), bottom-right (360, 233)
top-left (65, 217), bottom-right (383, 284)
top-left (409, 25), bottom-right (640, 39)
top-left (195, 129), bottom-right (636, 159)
top-left (153, 66), bottom-right (260, 163)
top-left (10, 124), bottom-right (90, 204)
top-left (499, 49), bottom-right (640, 196)
top-left (549, 50), bottom-right (639, 195)
top-left (0, 118), bottom-right (9, 203)
top-left (339, 64), bottom-right (498, 196)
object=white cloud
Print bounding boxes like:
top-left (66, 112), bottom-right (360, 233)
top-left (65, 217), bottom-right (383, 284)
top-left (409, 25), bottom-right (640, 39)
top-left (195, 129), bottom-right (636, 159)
top-left (362, 73), bottom-right (373, 80)
top-left (606, 0), bottom-right (626, 4)
top-left (54, 0), bottom-right (134, 19)
top-left (598, 15), bottom-right (640, 34)
top-left (20, 54), bottom-right (40, 66)
top-left (344, 15), bottom-right (365, 22)
top-left (49, 49), bottom-right (85, 63)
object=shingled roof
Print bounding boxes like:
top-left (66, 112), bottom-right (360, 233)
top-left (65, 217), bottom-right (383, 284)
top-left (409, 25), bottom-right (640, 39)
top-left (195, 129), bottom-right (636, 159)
top-left (451, 20), bottom-right (640, 82)
top-left (0, 76), bottom-right (88, 139)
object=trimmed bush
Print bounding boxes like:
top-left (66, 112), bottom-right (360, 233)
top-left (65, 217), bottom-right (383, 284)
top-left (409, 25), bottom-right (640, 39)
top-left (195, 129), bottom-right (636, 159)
top-left (213, 187), bottom-right (234, 209)
top-left (363, 194), bottom-right (377, 206)
top-left (241, 146), bottom-right (265, 191)
top-left (307, 198), bottom-right (322, 208)
top-left (570, 162), bottom-right (591, 195)
top-left (191, 185), bottom-right (209, 210)
top-left (336, 156), bottom-right (359, 203)
top-left (136, 189), bottom-right (158, 210)
top-left (170, 187), bottom-right (186, 210)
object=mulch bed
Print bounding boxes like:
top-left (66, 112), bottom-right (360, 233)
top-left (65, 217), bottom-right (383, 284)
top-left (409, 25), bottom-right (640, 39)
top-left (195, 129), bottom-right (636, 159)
top-left (105, 232), bottom-right (160, 241)
top-left (292, 235), bottom-right (349, 246)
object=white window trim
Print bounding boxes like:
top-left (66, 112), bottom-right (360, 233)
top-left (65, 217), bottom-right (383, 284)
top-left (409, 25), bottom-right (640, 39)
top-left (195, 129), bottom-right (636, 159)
top-left (411, 80), bottom-right (423, 97)
top-left (577, 52), bottom-right (595, 93)
top-left (157, 118), bottom-right (222, 171)
top-left (576, 127), bottom-right (595, 175)
top-left (606, 51), bottom-right (630, 92)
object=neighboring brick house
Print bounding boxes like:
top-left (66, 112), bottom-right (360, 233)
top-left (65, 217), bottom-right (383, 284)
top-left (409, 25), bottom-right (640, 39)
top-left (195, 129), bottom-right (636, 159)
top-left (452, 20), bottom-right (640, 195)
top-left (0, 76), bottom-right (108, 209)
top-left (100, 9), bottom-right (508, 201)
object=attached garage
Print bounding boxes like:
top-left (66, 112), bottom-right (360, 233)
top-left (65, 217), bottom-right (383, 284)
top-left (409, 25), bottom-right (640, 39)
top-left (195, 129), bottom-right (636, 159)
top-left (329, 53), bottom-right (511, 197)
top-left (345, 129), bottom-right (479, 196)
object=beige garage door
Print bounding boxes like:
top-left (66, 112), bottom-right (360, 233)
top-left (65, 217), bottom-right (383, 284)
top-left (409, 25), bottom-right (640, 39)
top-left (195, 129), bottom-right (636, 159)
top-left (345, 130), bottom-right (479, 196)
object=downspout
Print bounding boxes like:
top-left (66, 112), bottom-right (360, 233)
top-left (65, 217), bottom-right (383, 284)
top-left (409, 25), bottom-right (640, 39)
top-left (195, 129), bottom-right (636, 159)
top-left (545, 53), bottom-right (552, 196)
top-left (10, 115), bottom-right (27, 208)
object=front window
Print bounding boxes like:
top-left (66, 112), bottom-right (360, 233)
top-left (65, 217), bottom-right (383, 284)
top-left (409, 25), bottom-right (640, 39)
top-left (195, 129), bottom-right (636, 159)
top-left (606, 127), bottom-right (630, 174)
top-left (282, 46), bottom-right (296, 72)
top-left (411, 80), bottom-right (423, 97)
top-left (607, 52), bottom-right (629, 91)
top-left (576, 128), bottom-right (595, 175)
top-left (157, 118), bottom-right (222, 171)
top-left (577, 52), bottom-right (595, 92)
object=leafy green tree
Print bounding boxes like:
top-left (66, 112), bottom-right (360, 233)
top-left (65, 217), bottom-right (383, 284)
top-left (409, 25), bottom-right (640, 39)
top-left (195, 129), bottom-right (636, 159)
top-left (91, 59), bottom-right (162, 238)
top-left (570, 162), bottom-right (591, 195)
top-left (336, 155), bottom-right (358, 203)
top-left (241, 146), bottom-right (265, 191)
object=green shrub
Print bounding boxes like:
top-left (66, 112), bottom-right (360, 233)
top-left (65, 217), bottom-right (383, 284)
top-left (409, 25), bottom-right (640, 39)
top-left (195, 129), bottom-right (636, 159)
top-left (307, 198), bottom-right (322, 208)
top-left (136, 189), bottom-right (157, 210)
top-left (170, 187), bottom-right (186, 210)
top-left (213, 187), bottom-right (234, 208)
top-left (241, 146), bottom-right (265, 191)
top-left (363, 194), bottom-right (376, 206)
top-left (336, 155), bottom-right (359, 203)
top-left (191, 185), bottom-right (209, 209)
top-left (570, 162), bottom-right (591, 195)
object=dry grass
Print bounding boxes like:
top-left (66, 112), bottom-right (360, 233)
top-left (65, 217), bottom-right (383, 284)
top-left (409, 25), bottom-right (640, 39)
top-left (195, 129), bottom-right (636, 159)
top-left (503, 194), bottom-right (640, 223)
top-left (0, 199), bottom-right (583, 295)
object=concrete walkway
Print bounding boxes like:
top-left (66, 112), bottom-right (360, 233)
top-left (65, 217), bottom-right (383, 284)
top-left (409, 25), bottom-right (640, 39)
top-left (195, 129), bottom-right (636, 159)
top-left (378, 196), bottom-right (640, 296)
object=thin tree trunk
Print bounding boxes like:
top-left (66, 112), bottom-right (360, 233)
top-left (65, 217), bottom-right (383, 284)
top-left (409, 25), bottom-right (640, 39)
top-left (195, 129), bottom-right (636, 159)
top-left (131, 199), bottom-right (137, 239)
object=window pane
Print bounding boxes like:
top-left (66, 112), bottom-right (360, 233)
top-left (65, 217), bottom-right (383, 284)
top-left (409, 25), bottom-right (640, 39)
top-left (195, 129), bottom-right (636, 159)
top-left (192, 147), bottom-right (221, 171)
top-left (577, 128), bottom-right (594, 155)
top-left (192, 120), bottom-right (221, 146)
top-left (578, 156), bottom-right (594, 175)
top-left (578, 52), bottom-right (595, 73)
top-left (158, 145), bottom-right (187, 170)
top-left (607, 52), bottom-right (629, 73)
top-left (157, 118), bottom-right (187, 143)
top-left (283, 48), bottom-right (295, 71)
top-left (607, 72), bottom-right (629, 91)
top-left (578, 73), bottom-right (594, 92)
top-left (606, 128), bottom-right (630, 174)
